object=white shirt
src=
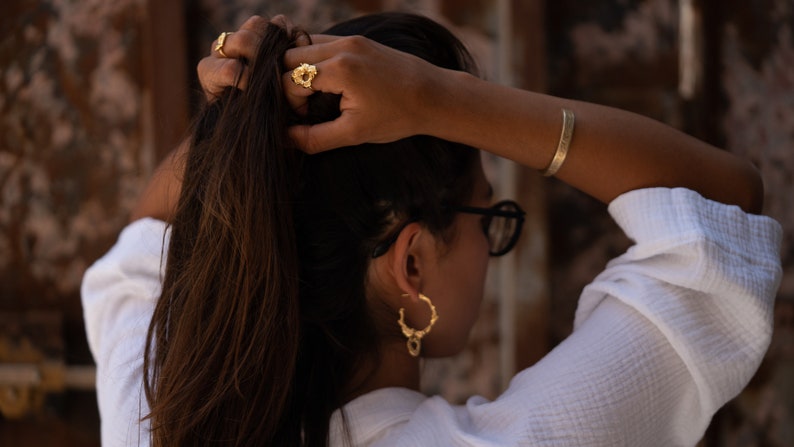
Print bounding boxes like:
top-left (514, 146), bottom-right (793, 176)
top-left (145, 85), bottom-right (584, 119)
top-left (82, 188), bottom-right (782, 446)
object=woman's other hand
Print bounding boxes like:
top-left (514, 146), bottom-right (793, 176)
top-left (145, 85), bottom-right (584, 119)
top-left (197, 15), bottom-right (264, 99)
top-left (197, 15), bottom-right (310, 100)
top-left (132, 15), bottom-right (311, 223)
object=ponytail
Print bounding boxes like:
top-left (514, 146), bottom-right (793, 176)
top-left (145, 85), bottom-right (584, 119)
top-left (144, 24), bottom-right (303, 445)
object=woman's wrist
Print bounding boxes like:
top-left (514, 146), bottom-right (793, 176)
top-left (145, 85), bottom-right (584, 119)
top-left (415, 74), bottom-right (762, 212)
top-left (418, 71), bottom-right (563, 173)
top-left (417, 69), bottom-right (480, 142)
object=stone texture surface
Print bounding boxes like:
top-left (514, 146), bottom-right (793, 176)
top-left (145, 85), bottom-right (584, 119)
top-left (2, 0), bottom-right (149, 443)
top-left (713, 1), bottom-right (794, 444)
top-left (1, 0), bottom-right (149, 311)
top-left (2, 0), bottom-right (792, 445)
top-left (546, 1), bottom-right (794, 445)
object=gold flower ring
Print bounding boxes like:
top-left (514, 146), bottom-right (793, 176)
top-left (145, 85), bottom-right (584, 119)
top-left (291, 63), bottom-right (318, 90)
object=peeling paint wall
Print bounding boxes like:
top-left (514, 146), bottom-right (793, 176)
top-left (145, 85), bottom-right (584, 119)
top-left (546, 0), bottom-right (681, 346)
top-left (715, 1), bottom-right (794, 445)
top-left (2, 0), bottom-right (151, 444)
top-left (546, 1), bottom-right (794, 446)
top-left (2, 0), bottom-right (792, 445)
top-left (2, 0), bottom-right (150, 307)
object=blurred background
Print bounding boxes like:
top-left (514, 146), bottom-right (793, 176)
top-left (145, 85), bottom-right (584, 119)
top-left (1, 0), bottom-right (792, 445)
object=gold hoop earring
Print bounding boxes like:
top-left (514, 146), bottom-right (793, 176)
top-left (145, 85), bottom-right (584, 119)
top-left (398, 293), bottom-right (439, 357)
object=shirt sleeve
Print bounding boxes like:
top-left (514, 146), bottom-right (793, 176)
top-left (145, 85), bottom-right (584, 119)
top-left (81, 218), bottom-right (169, 447)
top-left (381, 188), bottom-right (782, 447)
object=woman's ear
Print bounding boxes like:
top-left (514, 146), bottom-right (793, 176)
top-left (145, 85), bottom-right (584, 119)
top-left (387, 222), bottom-right (431, 300)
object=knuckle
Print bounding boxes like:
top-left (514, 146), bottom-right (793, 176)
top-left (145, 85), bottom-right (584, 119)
top-left (295, 34), bottom-right (310, 47)
top-left (235, 30), bottom-right (254, 50)
top-left (242, 15), bottom-right (263, 28)
top-left (218, 61), bottom-right (241, 82)
top-left (342, 35), bottom-right (367, 50)
top-left (241, 16), bottom-right (268, 38)
top-left (325, 61), bottom-right (347, 81)
top-left (326, 55), bottom-right (345, 70)
top-left (197, 57), bottom-right (210, 73)
top-left (328, 53), bottom-right (357, 74)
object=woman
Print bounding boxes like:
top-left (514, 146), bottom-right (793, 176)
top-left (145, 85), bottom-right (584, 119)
top-left (82, 12), bottom-right (782, 446)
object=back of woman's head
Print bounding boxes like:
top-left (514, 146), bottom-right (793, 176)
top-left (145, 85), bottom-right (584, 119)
top-left (144, 12), bottom-right (478, 446)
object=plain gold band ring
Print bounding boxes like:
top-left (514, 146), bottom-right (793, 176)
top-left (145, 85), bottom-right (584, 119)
top-left (214, 31), bottom-right (233, 58)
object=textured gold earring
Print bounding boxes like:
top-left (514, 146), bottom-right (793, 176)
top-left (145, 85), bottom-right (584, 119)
top-left (398, 293), bottom-right (439, 357)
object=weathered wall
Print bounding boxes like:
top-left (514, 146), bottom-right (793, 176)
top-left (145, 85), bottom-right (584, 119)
top-left (715, 1), bottom-right (794, 444)
top-left (546, 0), bottom-right (678, 354)
top-left (2, 0), bottom-right (792, 445)
top-left (1, 0), bottom-right (150, 310)
top-left (2, 0), bottom-right (151, 444)
top-left (546, 0), bottom-right (794, 445)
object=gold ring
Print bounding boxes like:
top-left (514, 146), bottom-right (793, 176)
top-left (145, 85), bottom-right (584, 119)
top-left (214, 31), bottom-right (233, 58)
top-left (291, 63), bottom-right (318, 90)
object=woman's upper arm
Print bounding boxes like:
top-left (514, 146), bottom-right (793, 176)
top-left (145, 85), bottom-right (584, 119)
top-left (81, 218), bottom-right (168, 446)
top-left (517, 188), bottom-right (780, 444)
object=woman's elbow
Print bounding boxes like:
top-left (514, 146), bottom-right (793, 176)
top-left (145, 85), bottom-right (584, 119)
top-left (738, 160), bottom-right (764, 214)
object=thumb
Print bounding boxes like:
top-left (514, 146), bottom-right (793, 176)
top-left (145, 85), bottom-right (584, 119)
top-left (288, 119), bottom-right (354, 154)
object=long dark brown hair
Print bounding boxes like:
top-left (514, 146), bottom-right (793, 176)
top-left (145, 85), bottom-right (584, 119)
top-left (143, 12), bottom-right (478, 446)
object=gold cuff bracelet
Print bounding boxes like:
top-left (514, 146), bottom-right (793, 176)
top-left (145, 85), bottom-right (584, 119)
top-left (542, 108), bottom-right (575, 177)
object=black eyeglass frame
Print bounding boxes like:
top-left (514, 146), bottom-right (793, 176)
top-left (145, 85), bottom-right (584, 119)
top-left (454, 200), bottom-right (526, 256)
top-left (371, 200), bottom-right (526, 258)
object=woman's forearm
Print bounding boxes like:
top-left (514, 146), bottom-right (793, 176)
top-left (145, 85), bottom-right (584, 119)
top-left (129, 138), bottom-right (189, 223)
top-left (428, 71), bottom-right (763, 213)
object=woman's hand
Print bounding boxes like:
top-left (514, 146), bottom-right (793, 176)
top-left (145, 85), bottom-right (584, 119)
top-left (195, 15), bottom-right (763, 212)
top-left (283, 35), bottom-right (445, 153)
top-left (197, 16), bottom-right (263, 98)
top-left (197, 15), bottom-right (309, 99)
top-left (283, 35), bottom-right (762, 211)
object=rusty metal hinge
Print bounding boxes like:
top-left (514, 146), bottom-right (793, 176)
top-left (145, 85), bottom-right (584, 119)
top-left (0, 362), bottom-right (96, 418)
top-left (0, 311), bottom-right (96, 419)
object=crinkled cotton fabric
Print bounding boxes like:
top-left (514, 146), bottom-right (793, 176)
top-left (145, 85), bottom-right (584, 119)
top-left (82, 188), bottom-right (782, 446)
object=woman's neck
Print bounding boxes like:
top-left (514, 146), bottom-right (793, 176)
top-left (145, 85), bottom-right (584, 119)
top-left (344, 341), bottom-right (421, 403)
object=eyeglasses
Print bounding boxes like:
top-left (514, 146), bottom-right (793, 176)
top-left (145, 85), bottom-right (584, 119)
top-left (371, 200), bottom-right (526, 258)
top-left (455, 200), bottom-right (526, 256)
